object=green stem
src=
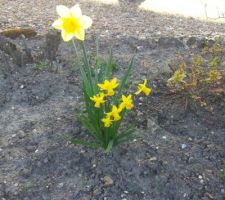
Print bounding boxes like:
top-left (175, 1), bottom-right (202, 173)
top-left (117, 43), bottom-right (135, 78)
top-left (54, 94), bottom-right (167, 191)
top-left (80, 41), bottom-right (94, 94)
top-left (72, 39), bottom-right (80, 61)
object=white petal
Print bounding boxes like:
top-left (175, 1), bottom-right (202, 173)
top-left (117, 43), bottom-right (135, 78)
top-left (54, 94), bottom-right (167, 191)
top-left (56, 5), bottom-right (70, 18)
top-left (79, 15), bottom-right (92, 29)
top-left (70, 4), bottom-right (82, 18)
top-left (52, 19), bottom-right (63, 30)
top-left (61, 31), bottom-right (74, 42)
top-left (74, 29), bottom-right (85, 41)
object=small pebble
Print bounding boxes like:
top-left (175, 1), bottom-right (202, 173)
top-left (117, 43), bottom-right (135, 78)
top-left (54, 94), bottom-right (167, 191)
top-left (11, 106), bottom-right (15, 110)
top-left (162, 136), bottom-right (167, 139)
top-left (103, 176), bottom-right (113, 187)
top-left (181, 144), bottom-right (187, 149)
top-left (32, 129), bottom-right (37, 133)
top-left (37, 161), bottom-right (41, 167)
top-left (20, 85), bottom-right (24, 89)
top-left (149, 157), bottom-right (157, 161)
top-left (198, 175), bottom-right (203, 179)
top-left (200, 179), bottom-right (204, 184)
top-left (124, 191), bottom-right (128, 194)
top-left (139, 97), bottom-right (144, 101)
top-left (58, 183), bottom-right (64, 188)
top-left (35, 149), bottom-right (39, 153)
top-left (221, 188), bottom-right (225, 193)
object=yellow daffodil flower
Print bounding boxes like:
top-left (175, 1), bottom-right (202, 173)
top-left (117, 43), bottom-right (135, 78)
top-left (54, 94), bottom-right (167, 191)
top-left (135, 79), bottom-right (152, 96)
top-left (101, 117), bottom-right (112, 128)
top-left (52, 4), bottom-right (92, 41)
top-left (120, 94), bottom-right (134, 110)
top-left (107, 105), bottom-right (121, 121)
top-left (90, 93), bottom-right (105, 108)
top-left (97, 78), bottom-right (119, 96)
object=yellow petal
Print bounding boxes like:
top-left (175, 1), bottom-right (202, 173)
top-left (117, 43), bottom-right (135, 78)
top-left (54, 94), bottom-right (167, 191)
top-left (135, 89), bottom-right (142, 95)
top-left (79, 15), bottom-right (92, 29)
top-left (70, 4), bottom-right (82, 19)
top-left (74, 29), bottom-right (85, 41)
top-left (144, 87), bottom-right (151, 96)
top-left (56, 5), bottom-right (70, 18)
top-left (52, 19), bottom-right (63, 30)
top-left (61, 30), bottom-right (74, 42)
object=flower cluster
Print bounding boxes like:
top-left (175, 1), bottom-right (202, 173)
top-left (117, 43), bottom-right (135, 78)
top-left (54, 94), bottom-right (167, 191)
top-left (90, 78), bottom-right (151, 128)
top-left (52, 4), bottom-right (153, 151)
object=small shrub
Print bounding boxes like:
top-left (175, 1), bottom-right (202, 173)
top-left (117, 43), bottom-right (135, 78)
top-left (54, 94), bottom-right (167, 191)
top-left (167, 39), bottom-right (225, 108)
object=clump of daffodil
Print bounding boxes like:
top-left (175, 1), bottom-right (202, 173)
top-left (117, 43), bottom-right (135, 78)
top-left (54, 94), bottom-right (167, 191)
top-left (52, 4), bottom-right (92, 41)
top-left (135, 79), bottom-right (152, 96)
top-left (53, 4), bottom-right (153, 152)
top-left (97, 78), bottom-right (119, 96)
top-left (90, 92), bottom-right (105, 108)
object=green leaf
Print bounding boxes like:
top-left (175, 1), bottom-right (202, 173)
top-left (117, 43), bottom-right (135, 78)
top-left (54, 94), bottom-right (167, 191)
top-left (95, 33), bottom-right (100, 58)
top-left (116, 128), bottom-right (135, 144)
top-left (105, 140), bottom-right (114, 153)
top-left (70, 138), bottom-right (101, 149)
top-left (79, 64), bottom-right (92, 96)
top-left (78, 114), bottom-right (99, 137)
top-left (105, 48), bottom-right (113, 79)
top-left (115, 56), bottom-right (135, 101)
top-left (80, 41), bottom-right (94, 93)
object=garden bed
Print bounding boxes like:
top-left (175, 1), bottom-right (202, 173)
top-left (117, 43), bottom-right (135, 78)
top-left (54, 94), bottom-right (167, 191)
top-left (0, 32), bottom-right (224, 200)
top-left (1, 0), bottom-right (225, 199)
